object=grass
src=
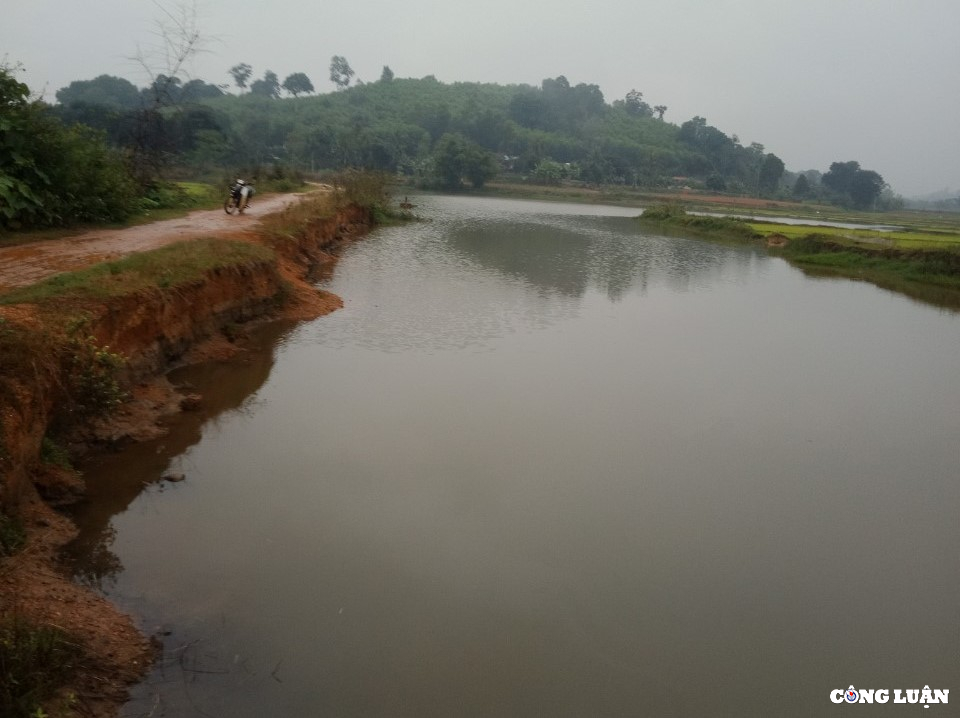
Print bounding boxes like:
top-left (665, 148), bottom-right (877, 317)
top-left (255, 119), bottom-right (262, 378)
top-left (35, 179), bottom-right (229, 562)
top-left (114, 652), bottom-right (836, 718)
top-left (638, 203), bottom-right (761, 242)
top-left (0, 239), bottom-right (276, 435)
top-left (776, 234), bottom-right (960, 283)
top-left (635, 205), bottom-right (960, 309)
top-left (749, 220), bottom-right (960, 251)
top-left (0, 614), bottom-right (81, 718)
top-left (259, 193), bottom-right (340, 245)
top-left (260, 170), bottom-right (403, 247)
top-left (479, 178), bottom-right (829, 212)
top-left (785, 249), bottom-right (960, 286)
top-left (0, 238), bottom-right (275, 308)
top-left (481, 179), bottom-right (960, 241)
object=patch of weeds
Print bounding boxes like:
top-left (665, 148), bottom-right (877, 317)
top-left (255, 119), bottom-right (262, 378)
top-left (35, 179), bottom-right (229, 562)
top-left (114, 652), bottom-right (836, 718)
top-left (0, 239), bottom-right (275, 307)
top-left (371, 204), bottom-right (416, 226)
top-left (60, 334), bottom-right (128, 425)
top-left (638, 203), bottom-right (687, 221)
top-left (0, 514), bottom-right (26, 556)
top-left (39, 437), bottom-right (71, 470)
top-left (259, 194), bottom-right (338, 246)
top-left (638, 204), bottom-right (759, 242)
top-left (333, 169), bottom-right (393, 217)
top-left (0, 614), bottom-right (81, 718)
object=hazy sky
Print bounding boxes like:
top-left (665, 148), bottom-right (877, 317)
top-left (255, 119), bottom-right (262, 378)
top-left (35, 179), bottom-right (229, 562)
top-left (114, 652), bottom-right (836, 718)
top-left (4, 0), bottom-right (958, 197)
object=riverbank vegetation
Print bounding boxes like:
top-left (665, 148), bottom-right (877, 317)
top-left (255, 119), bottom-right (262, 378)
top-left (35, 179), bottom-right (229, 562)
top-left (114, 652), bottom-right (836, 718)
top-left (778, 239), bottom-right (960, 310)
top-left (0, 240), bottom-right (273, 308)
top-left (0, 613), bottom-right (81, 718)
top-left (639, 204), bottom-right (960, 308)
top-left (638, 204), bottom-right (760, 242)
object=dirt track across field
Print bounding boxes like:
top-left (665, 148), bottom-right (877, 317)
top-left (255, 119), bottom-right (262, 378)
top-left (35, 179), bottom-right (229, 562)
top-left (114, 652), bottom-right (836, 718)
top-left (0, 192), bottom-right (302, 292)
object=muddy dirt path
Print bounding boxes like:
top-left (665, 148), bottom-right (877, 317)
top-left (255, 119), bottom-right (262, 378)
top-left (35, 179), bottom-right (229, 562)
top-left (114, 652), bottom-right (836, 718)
top-left (0, 192), bottom-right (304, 292)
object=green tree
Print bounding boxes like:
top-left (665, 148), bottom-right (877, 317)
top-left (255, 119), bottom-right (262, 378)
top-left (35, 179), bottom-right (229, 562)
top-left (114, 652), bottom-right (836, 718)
top-left (848, 169), bottom-right (885, 209)
top-left (431, 133), bottom-right (497, 189)
top-left (0, 67), bottom-right (137, 229)
top-left (705, 172), bottom-right (726, 191)
top-left (282, 72), bottom-right (314, 97)
top-left (822, 160), bottom-right (860, 196)
top-left (793, 173), bottom-right (810, 199)
top-left (180, 78), bottom-right (223, 101)
top-left (823, 161), bottom-right (885, 209)
top-left (624, 89), bottom-right (651, 117)
top-left (55, 75), bottom-right (141, 109)
top-left (508, 87), bottom-right (550, 130)
top-left (380, 66), bottom-right (394, 83)
top-left (531, 159), bottom-right (565, 185)
top-left (144, 74), bottom-right (182, 105)
top-left (329, 56), bottom-right (355, 90)
top-left (229, 63), bottom-right (253, 91)
top-left (653, 105), bottom-right (667, 120)
top-left (579, 148), bottom-right (613, 185)
top-left (250, 70), bottom-right (281, 98)
top-left (0, 68), bottom-right (47, 225)
top-left (758, 153), bottom-right (785, 197)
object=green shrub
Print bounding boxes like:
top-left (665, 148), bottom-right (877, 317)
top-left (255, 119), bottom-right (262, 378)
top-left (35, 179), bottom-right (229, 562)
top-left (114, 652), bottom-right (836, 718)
top-left (0, 615), bottom-right (80, 718)
top-left (0, 68), bottom-right (138, 230)
top-left (639, 203), bottom-right (688, 221)
top-left (39, 437), bottom-right (71, 470)
top-left (139, 181), bottom-right (194, 210)
top-left (333, 169), bottom-right (392, 212)
top-left (639, 204), bottom-right (759, 241)
top-left (61, 334), bottom-right (128, 423)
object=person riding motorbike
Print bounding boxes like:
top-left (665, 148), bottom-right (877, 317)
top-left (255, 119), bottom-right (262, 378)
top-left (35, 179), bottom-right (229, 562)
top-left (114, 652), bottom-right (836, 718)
top-left (229, 178), bottom-right (254, 208)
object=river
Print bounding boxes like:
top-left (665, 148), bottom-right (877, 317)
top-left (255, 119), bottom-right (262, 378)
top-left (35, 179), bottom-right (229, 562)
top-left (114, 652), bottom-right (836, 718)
top-left (67, 195), bottom-right (960, 716)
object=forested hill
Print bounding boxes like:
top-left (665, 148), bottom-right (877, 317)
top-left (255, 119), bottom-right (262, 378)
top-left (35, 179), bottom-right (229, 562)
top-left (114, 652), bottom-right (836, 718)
top-left (202, 75), bottom-right (699, 188)
top-left (46, 68), bottom-right (894, 208)
top-left (53, 71), bottom-right (801, 194)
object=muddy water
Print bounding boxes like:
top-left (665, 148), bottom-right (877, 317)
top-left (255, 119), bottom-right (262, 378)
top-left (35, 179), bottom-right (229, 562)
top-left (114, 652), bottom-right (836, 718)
top-left (68, 195), bottom-right (960, 717)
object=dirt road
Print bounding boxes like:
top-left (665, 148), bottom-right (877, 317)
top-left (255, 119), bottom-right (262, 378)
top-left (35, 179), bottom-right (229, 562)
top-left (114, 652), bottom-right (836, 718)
top-left (0, 192), bottom-right (303, 292)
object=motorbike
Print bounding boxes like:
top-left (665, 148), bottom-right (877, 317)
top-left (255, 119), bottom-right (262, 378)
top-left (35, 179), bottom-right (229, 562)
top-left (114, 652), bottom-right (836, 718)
top-left (224, 183), bottom-right (254, 214)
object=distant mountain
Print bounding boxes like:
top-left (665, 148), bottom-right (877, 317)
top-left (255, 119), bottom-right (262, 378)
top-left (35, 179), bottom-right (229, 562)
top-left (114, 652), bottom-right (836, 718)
top-left (910, 188), bottom-right (958, 202)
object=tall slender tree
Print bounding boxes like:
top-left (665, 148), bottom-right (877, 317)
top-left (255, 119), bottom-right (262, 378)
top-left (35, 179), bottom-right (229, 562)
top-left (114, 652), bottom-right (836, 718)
top-left (229, 63), bottom-right (253, 91)
top-left (329, 56), bottom-right (355, 90)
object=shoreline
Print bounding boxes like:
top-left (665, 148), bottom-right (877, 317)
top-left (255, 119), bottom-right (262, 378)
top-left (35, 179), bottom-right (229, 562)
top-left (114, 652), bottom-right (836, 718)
top-left (0, 198), bottom-right (375, 717)
top-left (635, 205), bottom-right (960, 311)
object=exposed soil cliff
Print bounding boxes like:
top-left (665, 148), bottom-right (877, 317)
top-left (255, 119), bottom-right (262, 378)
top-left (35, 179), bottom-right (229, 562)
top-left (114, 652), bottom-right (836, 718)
top-left (0, 201), bottom-right (372, 717)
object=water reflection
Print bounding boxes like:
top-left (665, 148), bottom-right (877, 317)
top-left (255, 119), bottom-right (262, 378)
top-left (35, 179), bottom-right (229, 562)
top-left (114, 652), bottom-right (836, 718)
top-left (447, 215), bottom-right (763, 302)
top-left (64, 321), bottom-right (292, 589)
top-left (64, 194), bottom-right (960, 718)
top-left (792, 262), bottom-right (960, 313)
top-left (307, 202), bottom-right (767, 355)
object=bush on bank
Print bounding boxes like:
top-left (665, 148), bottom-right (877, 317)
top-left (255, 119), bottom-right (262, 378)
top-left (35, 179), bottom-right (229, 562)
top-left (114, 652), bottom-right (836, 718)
top-left (638, 204), bottom-right (760, 242)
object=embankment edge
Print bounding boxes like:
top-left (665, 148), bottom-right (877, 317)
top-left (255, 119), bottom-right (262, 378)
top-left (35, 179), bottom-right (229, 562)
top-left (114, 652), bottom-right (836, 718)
top-left (0, 202), bottom-right (373, 717)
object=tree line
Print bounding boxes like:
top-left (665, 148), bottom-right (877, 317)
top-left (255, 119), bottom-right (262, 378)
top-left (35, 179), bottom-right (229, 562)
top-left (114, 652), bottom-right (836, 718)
top-left (2, 59), bottom-right (897, 231)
